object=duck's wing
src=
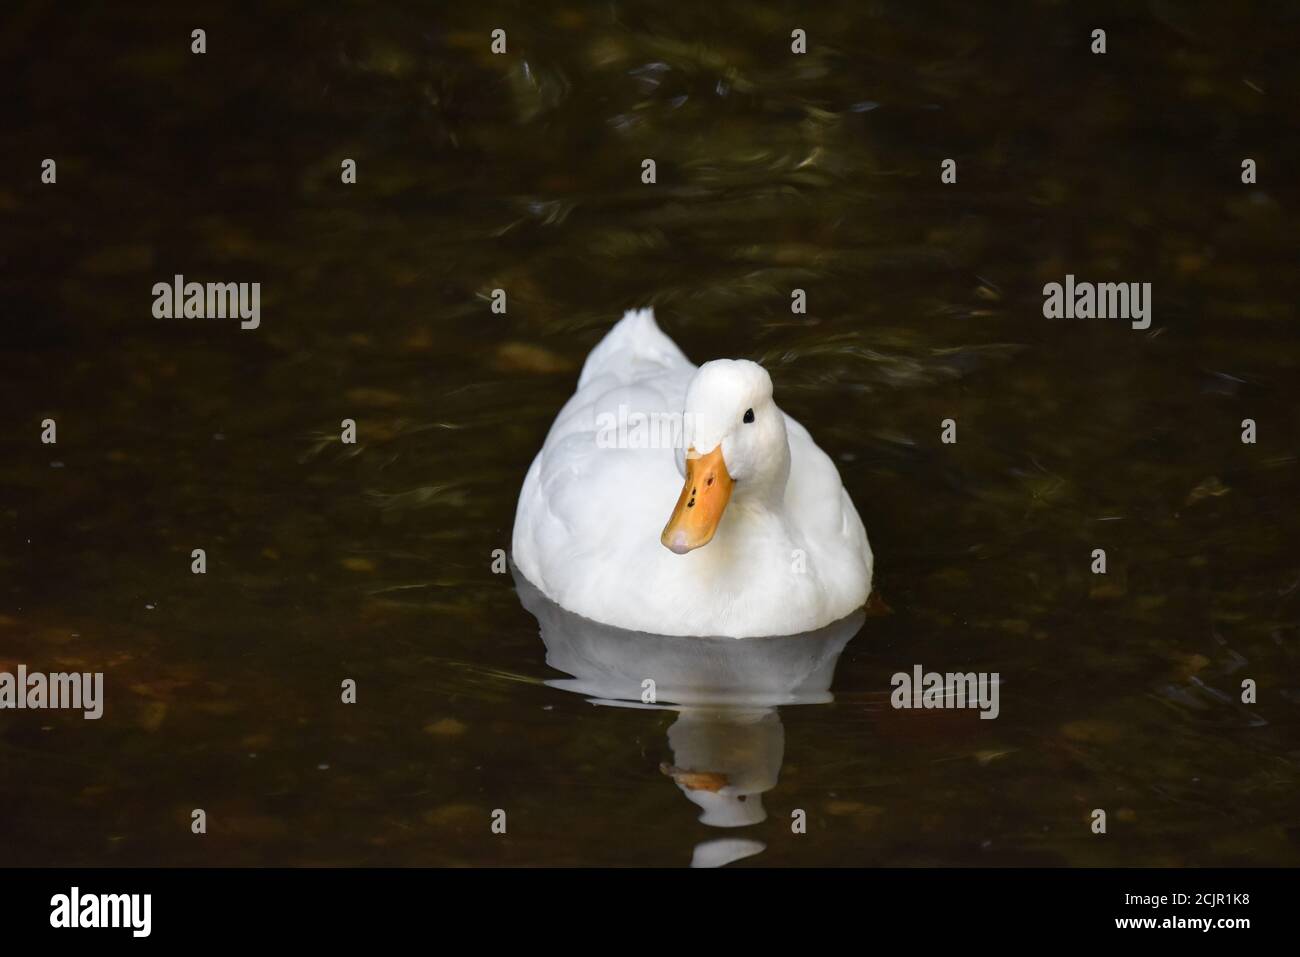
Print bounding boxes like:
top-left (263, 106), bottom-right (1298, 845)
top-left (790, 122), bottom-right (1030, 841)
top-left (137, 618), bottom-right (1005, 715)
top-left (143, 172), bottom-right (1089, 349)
top-left (783, 414), bottom-right (873, 594)
top-left (514, 309), bottom-right (694, 601)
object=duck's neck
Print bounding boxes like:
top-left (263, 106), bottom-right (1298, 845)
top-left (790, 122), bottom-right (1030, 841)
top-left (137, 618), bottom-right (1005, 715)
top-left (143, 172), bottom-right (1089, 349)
top-left (715, 490), bottom-right (794, 552)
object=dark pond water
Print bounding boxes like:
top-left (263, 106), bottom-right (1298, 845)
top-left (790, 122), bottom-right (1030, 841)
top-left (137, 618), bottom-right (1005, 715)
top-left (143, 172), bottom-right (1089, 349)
top-left (1, 1), bottom-right (1298, 866)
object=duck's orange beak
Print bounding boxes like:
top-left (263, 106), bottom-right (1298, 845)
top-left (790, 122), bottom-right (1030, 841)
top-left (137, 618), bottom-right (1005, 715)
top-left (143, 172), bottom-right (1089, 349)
top-left (661, 445), bottom-right (733, 554)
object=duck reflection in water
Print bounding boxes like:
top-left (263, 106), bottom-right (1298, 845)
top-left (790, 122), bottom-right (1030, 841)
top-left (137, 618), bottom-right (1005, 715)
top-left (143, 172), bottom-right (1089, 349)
top-left (515, 570), bottom-right (863, 867)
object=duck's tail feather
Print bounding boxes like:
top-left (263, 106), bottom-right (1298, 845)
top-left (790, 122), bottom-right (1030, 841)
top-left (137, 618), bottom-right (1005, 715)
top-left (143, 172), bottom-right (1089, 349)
top-left (578, 307), bottom-right (692, 389)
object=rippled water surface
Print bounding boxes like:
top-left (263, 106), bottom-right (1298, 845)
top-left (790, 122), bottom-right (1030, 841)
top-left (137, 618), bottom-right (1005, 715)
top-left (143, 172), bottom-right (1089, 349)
top-left (2, 1), bottom-right (1298, 865)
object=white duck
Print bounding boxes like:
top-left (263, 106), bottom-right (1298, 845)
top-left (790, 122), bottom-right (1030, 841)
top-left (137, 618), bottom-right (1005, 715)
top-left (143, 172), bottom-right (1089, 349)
top-left (511, 308), bottom-right (873, 638)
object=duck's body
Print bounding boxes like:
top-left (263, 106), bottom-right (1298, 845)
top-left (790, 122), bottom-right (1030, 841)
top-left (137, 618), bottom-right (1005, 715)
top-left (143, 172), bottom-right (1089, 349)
top-left (511, 308), bottom-right (873, 638)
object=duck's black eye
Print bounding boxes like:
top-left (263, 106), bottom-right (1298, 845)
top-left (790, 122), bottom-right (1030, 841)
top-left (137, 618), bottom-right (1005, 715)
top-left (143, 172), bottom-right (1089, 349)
top-left (743, 408), bottom-right (755, 424)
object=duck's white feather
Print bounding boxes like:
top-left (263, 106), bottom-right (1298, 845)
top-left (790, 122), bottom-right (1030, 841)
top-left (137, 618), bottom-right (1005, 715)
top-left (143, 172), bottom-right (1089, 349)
top-left (512, 308), bottom-right (873, 638)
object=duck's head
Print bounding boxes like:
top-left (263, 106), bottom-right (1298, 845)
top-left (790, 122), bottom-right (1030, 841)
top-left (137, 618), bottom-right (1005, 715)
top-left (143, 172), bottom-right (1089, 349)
top-left (661, 359), bottom-right (790, 555)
